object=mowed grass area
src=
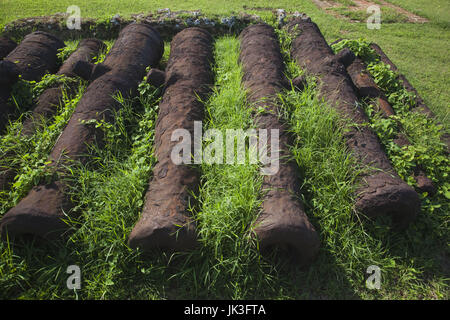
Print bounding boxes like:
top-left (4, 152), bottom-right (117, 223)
top-left (0, 1), bottom-right (448, 300)
top-left (0, 0), bottom-right (449, 129)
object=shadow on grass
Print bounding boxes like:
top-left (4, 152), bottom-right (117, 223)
top-left (108, 238), bottom-right (361, 300)
top-left (0, 221), bottom-right (363, 300)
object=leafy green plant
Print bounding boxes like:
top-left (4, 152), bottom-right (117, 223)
top-left (57, 41), bottom-right (79, 64)
top-left (331, 38), bottom-right (379, 62)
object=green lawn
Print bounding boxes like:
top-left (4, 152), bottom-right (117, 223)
top-left (0, 0), bottom-right (448, 300)
top-left (1, 0), bottom-right (448, 129)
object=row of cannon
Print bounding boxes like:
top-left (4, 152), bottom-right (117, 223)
top-left (0, 17), bottom-right (439, 265)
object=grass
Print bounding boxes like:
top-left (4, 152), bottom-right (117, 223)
top-left (383, 0), bottom-right (450, 26)
top-left (332, 38), bottom-right (449, 190)
top-left (57, 39), bottom-right (113, 65)
top-left (0, 38), bottom-right (114, 211)
top-left (330, 0), bottom-right (357, 6)
top-left (331, 39), bottom-right (449, 275)
top-left (1, 31), bottom-right (448, 300)
top-left (329, 7), bottom-right (368, 22)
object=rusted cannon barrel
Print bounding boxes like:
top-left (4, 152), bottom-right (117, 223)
top-left (2, 31), bottom-right (64, 82)
top-left (49, 24), bottom-right (163, 163)
top-left (0, 39), bottom-right (106, 193)
top-left (128, 27), bottom-right (214, 252)
top-left (21, 39), bottom-right (106, 135)
top-left (239, 24), bottom-right (320, 264)
top-left (370, 43), bottom-right (450, 151)
top-left (0, 24), bottom-right (164, 240)
top-left (347, 56), bottom-right (436, 195)
top-left (347, 56), bottom-right (395, 117)
top-left (287, 19), bottom-right (420, 229)
top-left (0, 36), bottom-right (17, 60)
